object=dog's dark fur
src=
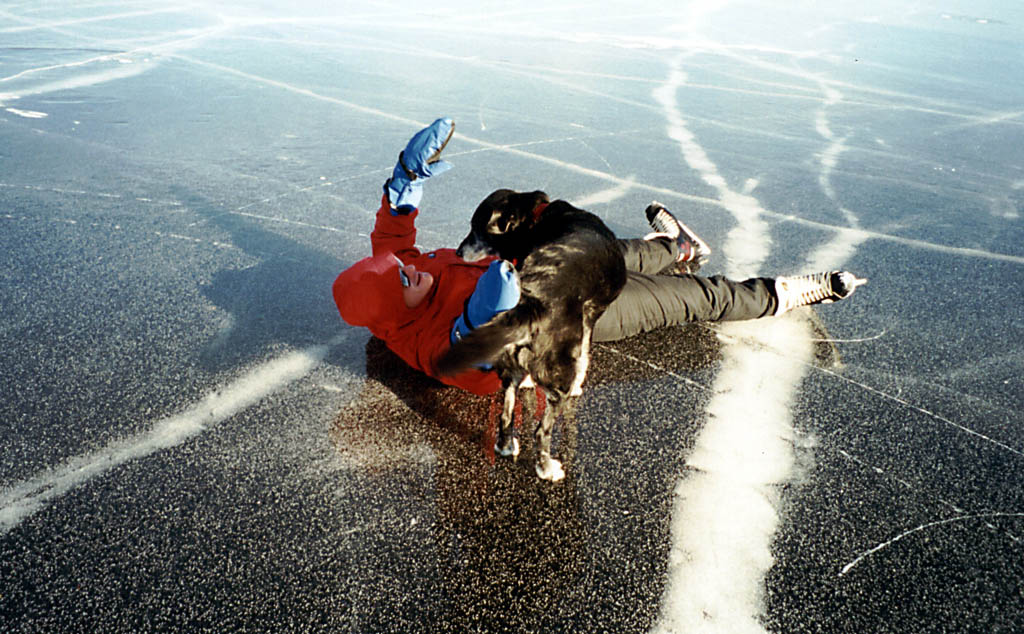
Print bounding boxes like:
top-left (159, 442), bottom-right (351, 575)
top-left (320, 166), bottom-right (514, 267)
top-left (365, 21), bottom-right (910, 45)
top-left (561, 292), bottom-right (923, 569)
top-left (437, 189), bottom-right (626, 481)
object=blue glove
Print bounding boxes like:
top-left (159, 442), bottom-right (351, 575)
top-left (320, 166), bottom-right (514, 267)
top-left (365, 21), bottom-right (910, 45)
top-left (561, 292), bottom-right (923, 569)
top-left (385, 117), bottom-right (455, 214)
top-left (451, 260), bottom-right (520, 346)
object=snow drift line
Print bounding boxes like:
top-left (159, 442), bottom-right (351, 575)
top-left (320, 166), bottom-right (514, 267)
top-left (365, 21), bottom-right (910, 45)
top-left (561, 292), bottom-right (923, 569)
top-left (0, 335), bottom-right (345, 534)
top-left (651, 34), bottom-right (862, 631)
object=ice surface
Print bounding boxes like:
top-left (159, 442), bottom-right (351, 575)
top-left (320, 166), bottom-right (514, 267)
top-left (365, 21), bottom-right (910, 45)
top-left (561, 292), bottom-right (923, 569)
top-left (1, 1), bottom-right (1022, 632)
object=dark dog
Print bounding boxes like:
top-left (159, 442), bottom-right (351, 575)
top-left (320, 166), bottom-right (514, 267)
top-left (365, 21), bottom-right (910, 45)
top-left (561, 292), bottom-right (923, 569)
top-left (437, 189), bottom-right (626, 481)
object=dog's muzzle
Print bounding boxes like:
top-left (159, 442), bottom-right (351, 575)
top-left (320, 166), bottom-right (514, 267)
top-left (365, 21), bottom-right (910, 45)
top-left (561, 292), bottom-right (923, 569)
top-left (455, 233), bottom-right (495, 262)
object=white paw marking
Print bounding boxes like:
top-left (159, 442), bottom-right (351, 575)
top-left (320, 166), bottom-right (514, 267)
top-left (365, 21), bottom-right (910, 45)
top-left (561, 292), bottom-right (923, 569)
top-left (536, 458), bottom-right (565, 482)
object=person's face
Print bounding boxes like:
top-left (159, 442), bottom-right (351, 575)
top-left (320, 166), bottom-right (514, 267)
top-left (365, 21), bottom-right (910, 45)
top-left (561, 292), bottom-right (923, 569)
top-left (398, 263), bottom-right (434, 308)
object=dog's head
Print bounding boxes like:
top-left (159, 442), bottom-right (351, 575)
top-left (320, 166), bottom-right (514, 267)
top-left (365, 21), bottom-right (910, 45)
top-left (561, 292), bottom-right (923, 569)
top-left (455, 189), bottom-right (550, 262)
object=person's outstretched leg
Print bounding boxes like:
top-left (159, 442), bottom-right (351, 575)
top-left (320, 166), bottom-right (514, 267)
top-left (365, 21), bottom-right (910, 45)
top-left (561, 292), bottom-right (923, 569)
top-left (601, 200), bottom-right (865, 342)
top-left (593, 269), bottom-right (866, 342)
top-left (594, 272), bottom-right (778, 341)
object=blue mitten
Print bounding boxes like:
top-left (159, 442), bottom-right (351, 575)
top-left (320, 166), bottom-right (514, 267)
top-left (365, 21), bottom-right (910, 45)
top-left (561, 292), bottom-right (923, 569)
top-left (451, 260), bottom-right (520, 345)
top-left (385, 117), bottom-right (455, 214)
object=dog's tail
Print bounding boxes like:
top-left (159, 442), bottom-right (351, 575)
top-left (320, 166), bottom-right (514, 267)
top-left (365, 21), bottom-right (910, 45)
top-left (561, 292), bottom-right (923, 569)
top-left (435, 298), bottom-right (544, 376)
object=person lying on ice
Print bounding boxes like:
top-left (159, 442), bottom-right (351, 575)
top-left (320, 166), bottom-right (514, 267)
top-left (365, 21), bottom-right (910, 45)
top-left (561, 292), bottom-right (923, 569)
top-left (332, 118), bottom-right (866, 395)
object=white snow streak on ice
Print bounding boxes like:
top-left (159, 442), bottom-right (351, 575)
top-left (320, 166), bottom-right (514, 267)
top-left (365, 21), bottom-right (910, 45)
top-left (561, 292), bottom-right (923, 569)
top-left (656, 319), bottom-right (812, 634)
top-left (5, 107), bottom-right (48, 119)
top-left (652, 62), bottom-right (770, 279)
top-left (804, 76), bottom-right (869, 271)
top-left (573, 178), bottom-right (635, 207)
top-left (0, 60), bottom-right (154, 102)
top-left (650, 10), bottom-right (859, 629)
top-left (651, 50), bottom-right (799, 634)
top-left (0, 335), bottom-right (346, 534)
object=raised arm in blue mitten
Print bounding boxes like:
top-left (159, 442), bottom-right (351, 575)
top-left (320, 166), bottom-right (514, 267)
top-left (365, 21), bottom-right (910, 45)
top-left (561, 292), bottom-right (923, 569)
top-left (385, 117), bottom-right (455, 214)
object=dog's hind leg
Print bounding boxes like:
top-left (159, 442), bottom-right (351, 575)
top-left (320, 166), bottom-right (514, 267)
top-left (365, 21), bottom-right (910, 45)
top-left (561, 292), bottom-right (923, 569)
top-left (496, 347), bottom-right (533, 459)
top-left (570, 302), bottom-right (607, 397)
top-left (568, 322), bottom-right (592, 397)
top-left (494, 378), bottom-right (520, 459)
top-left (534, 390), bottom-right (567, 481)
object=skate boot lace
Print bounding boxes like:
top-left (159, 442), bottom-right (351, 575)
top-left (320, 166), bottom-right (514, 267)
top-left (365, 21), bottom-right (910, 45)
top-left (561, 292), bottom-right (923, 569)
top-left (647, 206), bottom-right (680, 239)
top-left (787, 271), bottom-right (856, 305)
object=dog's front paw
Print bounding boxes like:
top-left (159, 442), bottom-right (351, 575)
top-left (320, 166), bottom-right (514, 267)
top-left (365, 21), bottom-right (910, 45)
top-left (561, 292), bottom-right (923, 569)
top-left (495, 437), bottom-right (520, 459)
top-left (535, 457), bottom-right (565, 482)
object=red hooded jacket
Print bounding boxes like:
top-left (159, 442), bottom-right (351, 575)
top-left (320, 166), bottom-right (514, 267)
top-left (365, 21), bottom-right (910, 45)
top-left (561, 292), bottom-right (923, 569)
top-left (332, 195), bottom-right (502, 395)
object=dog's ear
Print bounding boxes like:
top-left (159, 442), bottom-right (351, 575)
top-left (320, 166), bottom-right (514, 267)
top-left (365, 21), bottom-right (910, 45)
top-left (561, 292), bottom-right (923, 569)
top-left (473, 190), bottom-right (512, 226)
top-left (486, 207), bottom-right (520, 234)
top-left (501, 189), bottom-right (548, 222)
top-left (479, 189), bottom-right (514, 208)
top-left (476, 188), bottom-right (548, 235)
top-left (506, 190), bottom-right (547, 216)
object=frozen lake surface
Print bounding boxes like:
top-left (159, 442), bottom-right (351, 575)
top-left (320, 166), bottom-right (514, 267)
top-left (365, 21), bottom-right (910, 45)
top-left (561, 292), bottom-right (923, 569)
top-left (2, 1), bottom-right (1022, 631)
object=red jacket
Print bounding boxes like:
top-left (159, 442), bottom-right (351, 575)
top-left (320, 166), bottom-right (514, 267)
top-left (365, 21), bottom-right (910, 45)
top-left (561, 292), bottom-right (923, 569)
top-left (332, 196), bottom-right (502, 395)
